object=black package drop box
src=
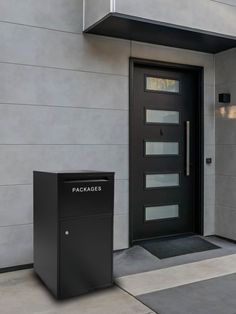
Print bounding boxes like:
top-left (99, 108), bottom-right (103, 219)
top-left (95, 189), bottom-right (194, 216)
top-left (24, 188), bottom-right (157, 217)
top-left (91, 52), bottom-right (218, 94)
top-left (33, 171), bottom-right (114, 299)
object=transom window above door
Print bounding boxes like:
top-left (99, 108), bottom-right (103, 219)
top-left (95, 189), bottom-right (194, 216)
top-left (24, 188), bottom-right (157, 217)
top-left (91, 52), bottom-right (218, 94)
top-left (145, 76), bottom-right (180, 93)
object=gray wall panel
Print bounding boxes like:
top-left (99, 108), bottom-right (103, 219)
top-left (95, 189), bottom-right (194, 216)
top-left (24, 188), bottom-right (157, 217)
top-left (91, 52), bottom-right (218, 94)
top-left (216, 205), bottom-right (236, 239)
top-left (0, 185), bottom-right (32, 227)
top-left (204, 115), bottom-right (215, 145)
top-left (84, 0), bottom-right (111, 29)
top-left (0, 63), bottom-right (128, 109)
top-left (215, 48), bottom-right (236, 240)
top-left (216, 175), bottom-right (236, 208)
top-left (0, 145), bottom-right (128, 185)
top-left (216, 117), bottom-right (236, 145)
top-left (204, 205), bottom-right (216, 236)
top-left (204, 175), bottom-right (215, 206)
top-left (0, 105), bottom-right (128, 145)
top-left (0, 224), bottom-right (33, 268)
top-left (215, 49), bottom-right (236, 85)
top-left (0, 0), bottom-right (83, 33)
top-left (204, 85), bottom-right (216, 116)
top-left (0, 23), bottom-right (130, 75)
top-left (114, 214), bottom-right (129, 250)
top-left (216, 145), bottom-right (236, 176)
top-left (114, 180), bottom-right (128, 215)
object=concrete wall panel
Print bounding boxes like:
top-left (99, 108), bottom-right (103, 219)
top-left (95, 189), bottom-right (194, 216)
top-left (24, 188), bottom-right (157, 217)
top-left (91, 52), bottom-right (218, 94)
top-left (0, 23), bottom-right (130, 75)
top-left (84, 0), bottom-right (111, 29)
top-left (0, 63), bottom-right (128, 110)
top-left (215, 48), bottom-right (236, 240)
top-left (0, 185), bottom-right (32, 227)
top-left (0, 0), bottom-right (83, 33)
top-left (0, 224), bottom-right (33, 268)
top-left (0, 105), bottom-right (128, 145)
top-left (0, 145), bottom-right (128, 185)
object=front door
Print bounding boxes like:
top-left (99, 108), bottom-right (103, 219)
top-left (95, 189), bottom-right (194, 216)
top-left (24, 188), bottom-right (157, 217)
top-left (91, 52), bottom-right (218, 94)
top-left (130, 60), bottom-right (203, 242)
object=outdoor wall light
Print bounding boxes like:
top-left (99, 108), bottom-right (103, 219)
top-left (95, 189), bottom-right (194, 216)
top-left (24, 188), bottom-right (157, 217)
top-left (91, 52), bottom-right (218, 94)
top-left (217, 93), bottom-right (236, 119)
top-left (218, 93), bottom-right (231, 104)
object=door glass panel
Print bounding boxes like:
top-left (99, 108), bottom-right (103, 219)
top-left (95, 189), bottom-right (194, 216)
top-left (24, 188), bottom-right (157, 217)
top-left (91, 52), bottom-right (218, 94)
top-left (146, 173), bottom-right (179, 188)
top-left (146, 77), bottom-right (180, 93)
top-left (145, 142), bottom-right (179, 155)
top-left (146, 109), bottom-right (179, 124)
top-left (145, 205), bottom-right (179, 221)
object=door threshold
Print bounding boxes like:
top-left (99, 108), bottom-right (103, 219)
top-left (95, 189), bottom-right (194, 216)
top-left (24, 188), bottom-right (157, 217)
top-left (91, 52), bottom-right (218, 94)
top-left (132, 232), bottom-right (197, 246)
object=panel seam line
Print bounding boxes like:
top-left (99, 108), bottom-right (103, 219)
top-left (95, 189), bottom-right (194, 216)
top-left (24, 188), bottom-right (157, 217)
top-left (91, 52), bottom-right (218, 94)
top-left (0, 19), bottom-right (83, 35)
top-left (0, 61), bottom-right (128, 78)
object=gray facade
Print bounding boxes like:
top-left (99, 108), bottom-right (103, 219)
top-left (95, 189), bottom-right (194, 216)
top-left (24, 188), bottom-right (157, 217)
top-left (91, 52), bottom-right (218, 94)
top-left (215, 47), bottom-right (236, 239)
top-left (0, 0), bottom-right (235, 268)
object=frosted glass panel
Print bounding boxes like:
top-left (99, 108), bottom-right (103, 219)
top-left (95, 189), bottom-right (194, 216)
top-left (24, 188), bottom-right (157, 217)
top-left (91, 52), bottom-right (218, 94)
top-left (145, 205), bottom-right (179, 221)
top-left (146, 173), bottom-right (179, 188)
top-left (146, 110), bottom-right (179, 124)
top-left (146, 77), bottom-right (180, 93)
top-left (145, 142), bottom-right (179, 155)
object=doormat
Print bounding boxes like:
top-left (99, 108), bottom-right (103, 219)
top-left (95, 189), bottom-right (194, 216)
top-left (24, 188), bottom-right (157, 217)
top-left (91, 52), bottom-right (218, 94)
top-left (137, 236), bottom-right (220, 259)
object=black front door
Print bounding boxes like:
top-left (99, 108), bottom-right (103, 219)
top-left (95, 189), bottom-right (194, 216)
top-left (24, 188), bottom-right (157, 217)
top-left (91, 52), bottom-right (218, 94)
top-left (130, 60), bottom-right (203, 242)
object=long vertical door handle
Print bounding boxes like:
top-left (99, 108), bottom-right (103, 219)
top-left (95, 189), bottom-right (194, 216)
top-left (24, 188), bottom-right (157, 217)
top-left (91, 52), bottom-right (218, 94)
top-left (186, 121), bottom-right (190, 176)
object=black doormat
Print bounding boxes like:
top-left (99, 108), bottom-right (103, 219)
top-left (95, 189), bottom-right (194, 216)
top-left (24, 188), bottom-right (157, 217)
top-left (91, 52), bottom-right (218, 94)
top-left (137, 236), bottom-right (220, 259)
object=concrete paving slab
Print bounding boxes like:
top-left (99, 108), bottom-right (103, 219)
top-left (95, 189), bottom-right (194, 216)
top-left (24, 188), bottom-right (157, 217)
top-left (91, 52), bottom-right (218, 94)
top-left (138, 273), bottom-right (236, 314)
top-left (116, 254), bottom-right (236, 296)
top-left (0, 269), bottom-right (152, 314)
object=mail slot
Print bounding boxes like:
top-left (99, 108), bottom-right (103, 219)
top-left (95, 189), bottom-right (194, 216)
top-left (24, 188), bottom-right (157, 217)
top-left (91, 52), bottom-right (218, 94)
top-left (34, 171), bottom-right (114, 299)
top-left (59, 175), bottom-right (114, 218)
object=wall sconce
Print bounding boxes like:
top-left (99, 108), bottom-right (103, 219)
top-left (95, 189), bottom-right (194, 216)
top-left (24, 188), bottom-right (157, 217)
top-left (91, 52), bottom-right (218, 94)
top-left (217, 93), bottom-right (236, 119)
top-left (219, 93), bottom-right (231, 104)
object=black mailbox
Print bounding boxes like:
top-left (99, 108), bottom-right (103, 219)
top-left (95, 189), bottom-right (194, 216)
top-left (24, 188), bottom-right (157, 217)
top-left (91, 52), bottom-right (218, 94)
top-left (33, 171), bottom-right (114, 299)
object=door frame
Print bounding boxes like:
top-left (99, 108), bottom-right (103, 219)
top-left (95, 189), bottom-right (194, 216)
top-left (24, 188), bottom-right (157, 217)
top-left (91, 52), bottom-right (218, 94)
top-left (129, 58), bottom-right (204, 245)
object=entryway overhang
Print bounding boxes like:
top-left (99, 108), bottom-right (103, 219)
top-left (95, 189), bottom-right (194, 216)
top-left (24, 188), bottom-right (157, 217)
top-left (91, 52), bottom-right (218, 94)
top-left (83, 0), bottom-right (236, 53)
top-left (84, 13), bottom-right (236, 53)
